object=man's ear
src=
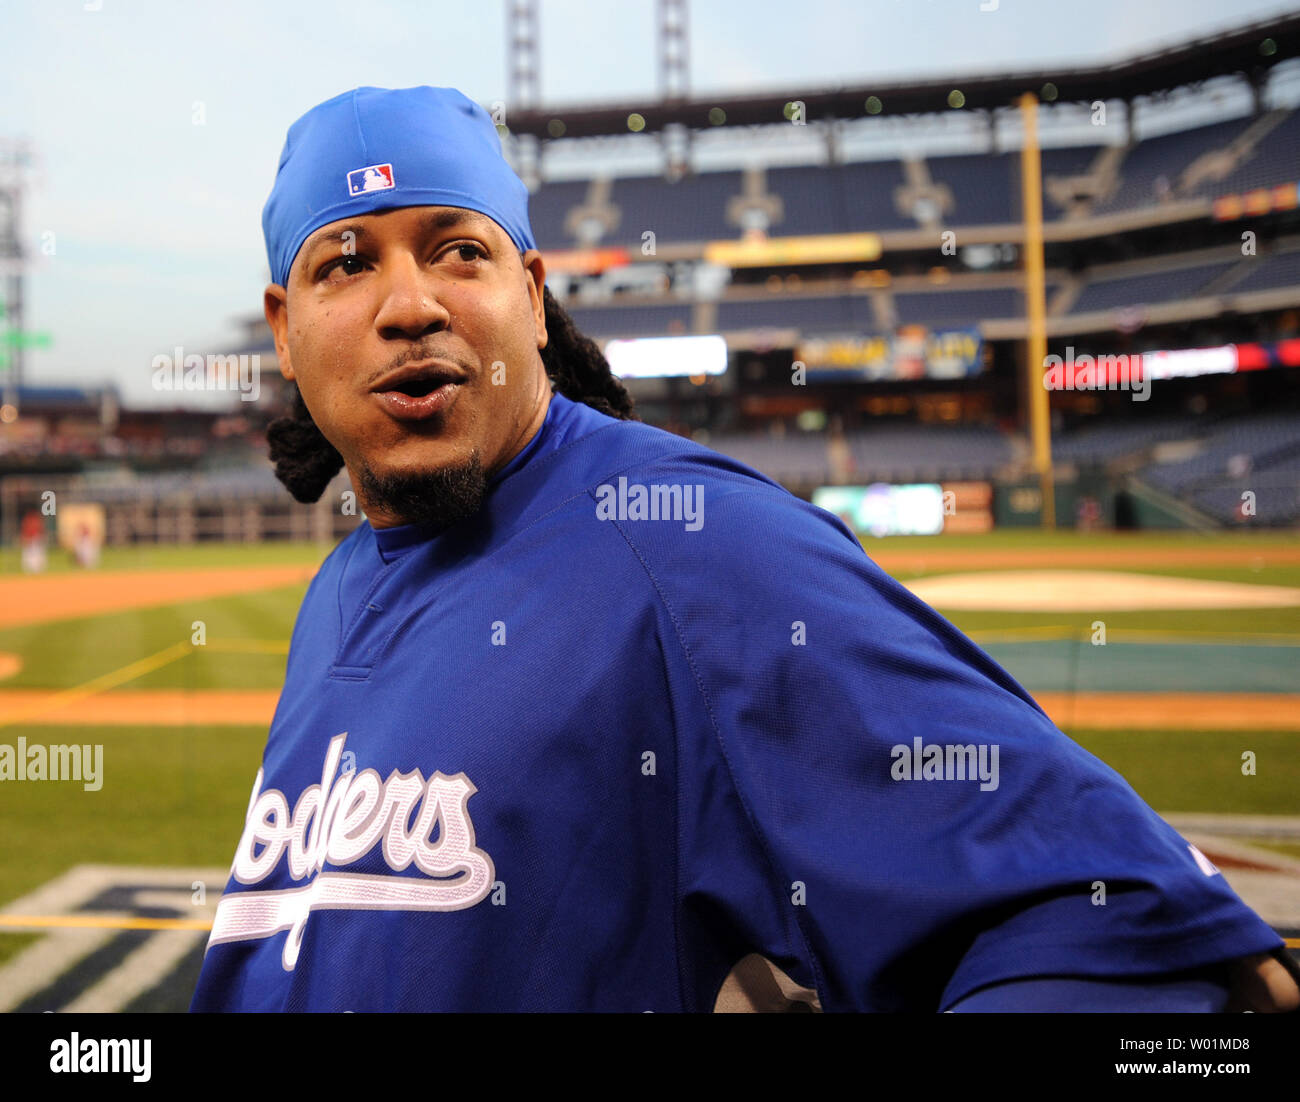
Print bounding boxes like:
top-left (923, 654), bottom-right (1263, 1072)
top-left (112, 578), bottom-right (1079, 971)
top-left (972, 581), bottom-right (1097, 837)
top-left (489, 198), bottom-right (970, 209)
top-left (521, 249), bottom-right (548, 351)
top-left (264, 284), bottom-right (294, 381)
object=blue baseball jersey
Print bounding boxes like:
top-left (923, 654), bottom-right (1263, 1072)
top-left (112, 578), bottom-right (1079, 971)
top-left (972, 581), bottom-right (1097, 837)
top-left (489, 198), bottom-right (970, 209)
top-left (190, 391), bottom-right (1283, 1012)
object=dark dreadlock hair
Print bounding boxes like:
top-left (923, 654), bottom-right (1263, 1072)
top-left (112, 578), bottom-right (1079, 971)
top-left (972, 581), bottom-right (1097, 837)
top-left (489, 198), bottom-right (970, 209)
top-left (266, 285), bottom-right (639, 504)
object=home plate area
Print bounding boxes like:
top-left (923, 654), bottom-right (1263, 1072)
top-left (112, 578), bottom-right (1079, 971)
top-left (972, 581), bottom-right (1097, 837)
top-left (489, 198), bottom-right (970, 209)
top-left (1, 844), bottom-right (1296, 1011)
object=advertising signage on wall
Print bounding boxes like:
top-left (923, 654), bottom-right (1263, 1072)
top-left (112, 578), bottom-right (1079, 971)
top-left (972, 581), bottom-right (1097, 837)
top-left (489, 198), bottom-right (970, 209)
top-left (813, 483), bottom-right (946, 537)
top-left (797, 327), bottom-right (983, 382)
top-left (813, 482), bottom-right (994, 537)
top-left (604, 335), bottom-right (729, 379)
top-left (1041, 340), bottom-right (1300, 394)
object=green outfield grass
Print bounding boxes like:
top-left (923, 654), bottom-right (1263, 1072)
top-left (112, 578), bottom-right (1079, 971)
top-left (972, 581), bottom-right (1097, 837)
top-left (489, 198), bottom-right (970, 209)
top-left (0, 724), bottom-right (267, 908)
top-left (0, 588), bottom-right (303, 690)
top-left (1067, 729), bottom-right (1300, 817)
top-left (0, 933), bottom-right (40, 967)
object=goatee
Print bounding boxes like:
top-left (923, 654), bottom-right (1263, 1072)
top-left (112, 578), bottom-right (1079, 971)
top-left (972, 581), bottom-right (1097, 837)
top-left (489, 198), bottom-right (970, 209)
top-left (355, 451), bottom-right (490, 532)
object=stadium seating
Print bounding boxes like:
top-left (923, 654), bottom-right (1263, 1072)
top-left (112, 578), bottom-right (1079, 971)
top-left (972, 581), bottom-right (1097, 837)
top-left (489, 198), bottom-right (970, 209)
top-left (764, 165), bottom-right (849, 236)
top-left (1190, 464), bottom-right (1300, 525)
top-left (1039, 144), bottom-right (1108, 220)
top-left (1070, 260), bottom-right (1240, 314)
top-left (525, 179), bottom-right (596, 248)
top-left (1051, 411), bottom-right (1300, 525)
top-left (926, 153), bottom-right (1017, 226)
top-left (714, 294), bottom-right (874, 331)
top-left (78, 465), bottom-right (286, 504)
top-left (1051, 416), bottom-right (1202, 465)
top-left (841, 424), bottom-right (1013, 481)
top-left (613, 171), bottom-right (745, 244)
top-left (702, 431), bottom-right (834, 485)
top-left (1092, 117), bottom-right (1255, 215)
top-left (1224, 247), bottom-right (1300, 295)
top-left (698, 423), bottom-right (1013, 486)
top-left (837, 161), bottom-right (916, 233)
top-left (1139, 411), bottom-right (1300, 494)
top-left (1189, 107), bottom-right (1300, 199)
top-left (893, 287), bottom-right (1022, 326)
top-left (526, 108), bottom-right (1300, 253)
top-left (565, 301), bottom-right (693, 338)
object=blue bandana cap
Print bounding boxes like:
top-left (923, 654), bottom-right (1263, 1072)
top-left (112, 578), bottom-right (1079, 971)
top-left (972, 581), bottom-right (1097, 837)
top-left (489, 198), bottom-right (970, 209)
top-left (262, 85), bottom-right (537, 287)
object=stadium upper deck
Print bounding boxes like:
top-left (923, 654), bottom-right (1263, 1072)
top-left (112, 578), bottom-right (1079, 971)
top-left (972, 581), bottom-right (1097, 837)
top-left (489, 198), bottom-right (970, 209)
top-left (531, 109), bottom-right (1300, 247)
top-left (535, 104), bottom-right (1300, 341)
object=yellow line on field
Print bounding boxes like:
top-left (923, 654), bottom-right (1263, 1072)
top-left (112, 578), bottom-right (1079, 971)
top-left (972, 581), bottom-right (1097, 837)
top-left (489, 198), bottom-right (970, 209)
top-left (0, 640), bottom-right (193, 729)
top-left (0, 637), bottom-right (291, 728)
top-left (0, 913), bottom-right (213, 932)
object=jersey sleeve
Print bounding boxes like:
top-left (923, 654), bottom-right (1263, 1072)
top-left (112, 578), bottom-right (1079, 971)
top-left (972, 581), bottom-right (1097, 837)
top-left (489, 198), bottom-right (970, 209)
top-left (617, 474), bottom-right (1285, 1012)
top-left (943, 969), bottom-right (1232, 1012)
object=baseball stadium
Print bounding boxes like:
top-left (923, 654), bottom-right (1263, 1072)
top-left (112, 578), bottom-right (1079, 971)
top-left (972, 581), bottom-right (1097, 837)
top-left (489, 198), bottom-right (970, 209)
top-left (0, 4), bottom-right (1298, 1013)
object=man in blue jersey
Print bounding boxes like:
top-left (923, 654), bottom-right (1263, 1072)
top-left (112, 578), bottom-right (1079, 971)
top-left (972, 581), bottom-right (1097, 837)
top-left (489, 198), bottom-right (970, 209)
top-left (190, 85), bottom-right (1299, 1013)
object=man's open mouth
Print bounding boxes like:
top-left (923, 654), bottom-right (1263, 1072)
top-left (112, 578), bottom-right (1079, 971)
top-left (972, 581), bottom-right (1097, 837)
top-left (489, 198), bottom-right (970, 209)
top-left (373, 375), bottom-right (463, 421)
top-left (388, 377), bottom-right (448, 398)
top-left (370, 362), bottom-right (467, 421)
top-left (371, 361), bottom-right (466, 392)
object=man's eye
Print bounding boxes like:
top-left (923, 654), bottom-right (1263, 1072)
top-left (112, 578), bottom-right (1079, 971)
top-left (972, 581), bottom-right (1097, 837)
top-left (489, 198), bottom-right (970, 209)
top-left (446, 243), bottom-right (485, 263)
top-left (320, 256), bottom-right (366, 280)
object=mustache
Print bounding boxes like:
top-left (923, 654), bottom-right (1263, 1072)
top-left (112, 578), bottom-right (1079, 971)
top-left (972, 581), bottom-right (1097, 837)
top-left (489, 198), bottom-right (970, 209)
top-left (368, 347), bottom-right (473, 390)
top-left (383, 347), bottom-right (471, 373)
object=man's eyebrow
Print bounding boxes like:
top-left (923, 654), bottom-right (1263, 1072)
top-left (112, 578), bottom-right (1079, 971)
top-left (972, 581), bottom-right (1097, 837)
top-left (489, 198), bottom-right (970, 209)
top-left (421, 209), bottom-right (496, 235)
top-left (301, 210), bottom-right (497, 262)
top-left (301, 224), bottom-right (369, 261)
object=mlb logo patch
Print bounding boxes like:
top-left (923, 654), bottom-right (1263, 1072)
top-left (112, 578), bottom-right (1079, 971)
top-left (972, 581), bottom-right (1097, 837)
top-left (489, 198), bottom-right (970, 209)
top-left (347, 163), bottom-right (395, 196)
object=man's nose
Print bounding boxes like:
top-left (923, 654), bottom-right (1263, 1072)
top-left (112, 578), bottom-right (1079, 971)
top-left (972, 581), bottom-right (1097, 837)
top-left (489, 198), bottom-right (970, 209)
top-left (372, 252), bottom-right (451, 339)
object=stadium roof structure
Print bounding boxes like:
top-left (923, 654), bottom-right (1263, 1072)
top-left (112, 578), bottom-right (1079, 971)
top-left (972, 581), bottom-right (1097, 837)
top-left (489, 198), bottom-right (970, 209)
top-left (500, 12), bottom-right (1300, 139)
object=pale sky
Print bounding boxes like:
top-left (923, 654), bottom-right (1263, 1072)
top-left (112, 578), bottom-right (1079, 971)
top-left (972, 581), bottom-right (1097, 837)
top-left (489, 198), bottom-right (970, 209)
top-left (1, 0), bottom-right (1297, 407)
